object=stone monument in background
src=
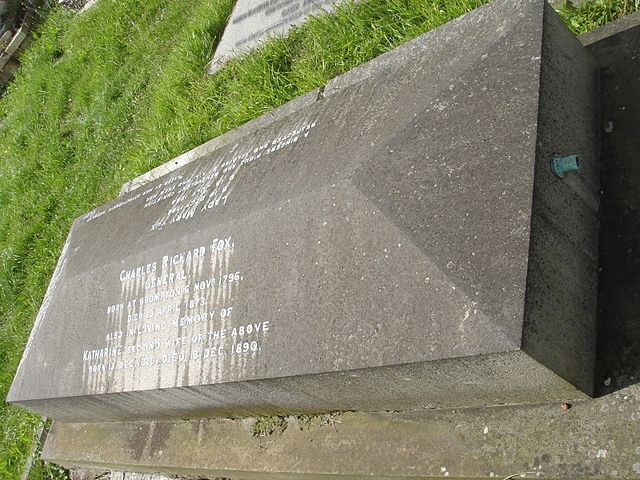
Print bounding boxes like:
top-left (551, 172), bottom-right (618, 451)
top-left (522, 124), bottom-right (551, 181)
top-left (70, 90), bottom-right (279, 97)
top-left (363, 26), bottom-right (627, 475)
top-left (209, 0), bottom-right (350, 73)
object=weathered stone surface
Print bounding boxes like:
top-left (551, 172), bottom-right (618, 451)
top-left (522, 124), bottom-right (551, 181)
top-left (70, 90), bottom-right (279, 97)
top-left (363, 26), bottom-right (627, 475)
top-left (208, 0), bottom-right (349, 74)
top-left (41, 385), bottom-right (640, 479)
top-left (8, 0), bottom-right (599, 422)
top-left (585, 11), bottom-right (640, 397)
top-left (40, 9), bottom-right (640, 480)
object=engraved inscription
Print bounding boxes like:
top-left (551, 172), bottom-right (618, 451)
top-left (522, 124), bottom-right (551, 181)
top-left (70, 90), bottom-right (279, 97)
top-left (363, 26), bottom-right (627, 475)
top-left (76, 118), bottom-right (318, 392)
top-left (79, 235), bottom-right (269, 391)
top-left (82, 119), bottom-right (318, 230)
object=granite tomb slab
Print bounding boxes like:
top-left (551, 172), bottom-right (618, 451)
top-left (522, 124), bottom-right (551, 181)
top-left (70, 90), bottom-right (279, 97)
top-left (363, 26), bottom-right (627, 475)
top-left (8, 0), bottom-right (600, 422)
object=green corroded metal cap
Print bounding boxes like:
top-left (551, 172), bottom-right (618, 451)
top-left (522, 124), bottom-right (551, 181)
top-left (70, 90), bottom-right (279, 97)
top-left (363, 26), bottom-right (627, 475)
top-left (551, 154), bottom-right (581, 178)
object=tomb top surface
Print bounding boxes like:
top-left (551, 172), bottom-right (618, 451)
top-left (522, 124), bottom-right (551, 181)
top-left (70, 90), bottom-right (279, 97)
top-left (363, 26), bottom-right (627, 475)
top-left (8, 0), bottom-right (599, 421)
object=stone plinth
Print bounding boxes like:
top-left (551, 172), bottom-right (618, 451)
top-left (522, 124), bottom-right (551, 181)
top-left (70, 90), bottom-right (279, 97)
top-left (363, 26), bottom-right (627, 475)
top-left (41, 385), bottom-right (640, 480)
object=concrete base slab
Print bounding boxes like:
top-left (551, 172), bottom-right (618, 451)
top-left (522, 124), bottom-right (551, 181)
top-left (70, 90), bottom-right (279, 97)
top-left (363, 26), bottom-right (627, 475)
top-left (70, 471), bottom-right (172, 480)
top-left (43, 384), bottom-right (640, 479)
top-left (42, 9), bottom-right (640, 480)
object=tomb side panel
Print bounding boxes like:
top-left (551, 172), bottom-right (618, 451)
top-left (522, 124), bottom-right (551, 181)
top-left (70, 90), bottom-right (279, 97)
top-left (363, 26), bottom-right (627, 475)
top-left (523, 2), bottom-right (600, 395)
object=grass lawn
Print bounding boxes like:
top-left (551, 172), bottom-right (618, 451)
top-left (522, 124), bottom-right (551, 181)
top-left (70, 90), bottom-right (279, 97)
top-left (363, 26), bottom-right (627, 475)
top-left (0, 0), bottom-right (637, 478)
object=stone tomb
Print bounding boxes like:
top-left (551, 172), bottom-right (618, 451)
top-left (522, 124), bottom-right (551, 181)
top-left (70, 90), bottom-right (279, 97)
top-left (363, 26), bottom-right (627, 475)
top-left (208, 0), bottom-right (349, 74)
top-left (8, 0), bottom-right (600, 422)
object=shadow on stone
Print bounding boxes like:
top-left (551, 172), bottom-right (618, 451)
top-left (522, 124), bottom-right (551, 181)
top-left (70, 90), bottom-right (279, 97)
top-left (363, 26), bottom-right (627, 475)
top-left (585, 13), bottom-right (640, 397)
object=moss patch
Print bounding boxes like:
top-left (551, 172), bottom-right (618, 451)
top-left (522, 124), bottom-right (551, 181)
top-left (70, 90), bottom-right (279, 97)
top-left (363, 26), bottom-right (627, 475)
top-left (251, 416), bottom-right (288, 437)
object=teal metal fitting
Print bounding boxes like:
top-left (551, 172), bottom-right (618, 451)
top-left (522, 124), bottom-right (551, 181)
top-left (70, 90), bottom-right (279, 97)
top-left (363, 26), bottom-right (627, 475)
top-left (551, 154), bottom-right (580, 178)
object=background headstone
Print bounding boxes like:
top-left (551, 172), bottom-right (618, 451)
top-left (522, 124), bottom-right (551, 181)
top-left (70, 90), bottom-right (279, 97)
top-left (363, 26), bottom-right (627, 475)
top-left (208, 0), bottom-right (350, 74)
